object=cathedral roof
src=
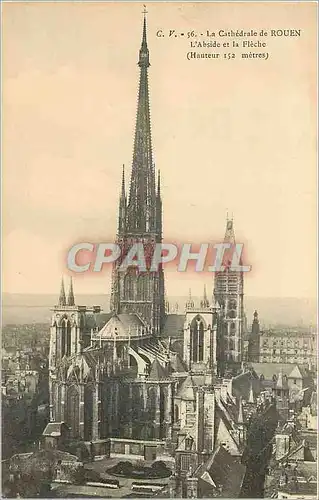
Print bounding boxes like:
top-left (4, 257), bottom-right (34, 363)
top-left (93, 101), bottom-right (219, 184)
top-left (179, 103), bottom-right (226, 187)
top-left (117, 313), bottom-right (146, 329)
top-left (97, 313), bottom-right (147, 339)
top-left (162, 314), bottom-right (185, 337)
top-left (138, 340), bottom-right (168, 365)
top-left (176, 374), bottom-right (205, 401)
top-left (148, 358), bottom-right (169, 380)
top-left (96, 312), bottom-right (113, 329)
top-left (66, 353), bottom-right (94, 382)
top-left (170, 352), bottom-right (188, 373)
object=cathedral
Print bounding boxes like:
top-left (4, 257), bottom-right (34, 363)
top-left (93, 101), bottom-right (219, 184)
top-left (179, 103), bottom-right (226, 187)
top-left (44, 13), bottom-right (248, 476)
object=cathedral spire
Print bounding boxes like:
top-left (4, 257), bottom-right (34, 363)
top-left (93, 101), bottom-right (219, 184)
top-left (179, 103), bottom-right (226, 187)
top-left (224, 213), bottom-right (236, 244)
top-left (157, 169), bottom-right (161, 197)
top-left (156, 169), bottom-right (162, 236)
top-left (67, 277), bottom-right (75, 306)
top-left (127, 10), bottom-right (156, 233)
top-left (139, 8), bottom-right (149, 68)
top-left (121, 164), bottom-right (126, 197)
top-left (58, 277), bottom-right (66, 306)
top-left (118, 165), bottom-right (127, 234)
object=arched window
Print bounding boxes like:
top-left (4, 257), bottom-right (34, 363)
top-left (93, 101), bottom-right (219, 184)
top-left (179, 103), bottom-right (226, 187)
top-left (66, 385), bottom-right (80, 438)
top-left (185, 436), bottom-right (193, 451)
top-left (174, 404), bottom-right (179, 423)
top-left (229, 338), bottom-right (235, 351)
top-left (148, 387), bottom-right (157, 420)
top-left (84, 384), bottom-right (94, 441)
top-left (61, 321), bottom-right (66, 357)
top-left (124, 273), bottom-right (135, 300)
top-left (137, 274), bottom-right (149, 301)
top-left (66, 321), bottom-right (71, 356)
top-left (228, 300), bottom-right (237, 310)
top-left (190, 316), bottom-right (204, 363)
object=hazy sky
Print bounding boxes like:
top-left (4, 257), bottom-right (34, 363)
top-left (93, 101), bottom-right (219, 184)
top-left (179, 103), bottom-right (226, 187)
top-left (3, 2), bottom-right (317, 299)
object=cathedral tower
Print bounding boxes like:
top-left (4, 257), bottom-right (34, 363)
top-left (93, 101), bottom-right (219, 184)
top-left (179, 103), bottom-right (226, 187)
top-left (183, 287), bottom-right (218, 379)
top-left (213, 218), bottom-right (244, 365)
top-left (110, 14), bottom-right (165, 334)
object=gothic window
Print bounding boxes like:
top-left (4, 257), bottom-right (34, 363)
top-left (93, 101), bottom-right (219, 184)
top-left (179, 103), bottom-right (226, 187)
top-left (190, 316), bottom-right (204, 363)
top-left (66, 385), bottom-right (80, 438)
top-left (185, 436), bottom-right (193, 451)
top-left (61, 322), bottom-right (66, 357)
top-left (124, 273), bottom-right (135, 300)
top-left (137, 274), bottom-right (149, 301)
top-left (229, 338), bottom-right (235, 351)
top-left (55, 384), bottom-right (61, 421)
top-left (228, 310), bottom-right (236, 319)
top-left (186, 401), bottom-right (194, 413)
top-left (66, 321), bottom-right (71, 356)
top-left (84, 384), bottom-right (94, 441)
top-left (174, 405), bottom-right (179, 423)
top-left (80, 315), bottom-right (85, 330)
top-left (228, 300), bottom-right (237, 310)
top-left (148, 387), bottom-right (157, 420)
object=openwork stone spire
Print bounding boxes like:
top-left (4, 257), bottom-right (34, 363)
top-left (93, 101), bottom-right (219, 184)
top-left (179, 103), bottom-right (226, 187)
top-left (67, 277), bottom-right (75, 306)
top-left (58, 277), bottom-right (66, 306)
top-left (127, 11), bottom-right (156, 233)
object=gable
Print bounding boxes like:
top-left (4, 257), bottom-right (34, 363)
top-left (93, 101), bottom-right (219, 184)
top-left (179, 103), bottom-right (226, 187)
top-left (288, 365), bottom-right (303, 379)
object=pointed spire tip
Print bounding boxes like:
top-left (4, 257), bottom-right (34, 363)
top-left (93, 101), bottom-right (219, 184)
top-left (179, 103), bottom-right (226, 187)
top-left (58, 276), bottom-right (66, 307)
top-left (67, 276), bottom-right (75, 306)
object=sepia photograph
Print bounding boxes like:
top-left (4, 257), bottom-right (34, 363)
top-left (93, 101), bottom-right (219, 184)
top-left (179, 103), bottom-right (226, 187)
top-left (1, 1), bottom-right (317, 498)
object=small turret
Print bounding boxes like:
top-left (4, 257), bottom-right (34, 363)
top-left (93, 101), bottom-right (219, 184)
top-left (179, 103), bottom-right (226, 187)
top-left (186, 288), bottom-right (194, 309)
top-left (200, 284), bottom-right (210, 308)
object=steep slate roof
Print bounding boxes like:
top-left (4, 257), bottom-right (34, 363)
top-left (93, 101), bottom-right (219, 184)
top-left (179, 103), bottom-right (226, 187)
top-left (176, 375), bottom-right (197, 401)
top-left (97, 313), bottom-right (147, 339)
top-left (42, 422), bottom-right (65, 437)
top-left (231, 371), bottom-right (261, 401)
top-left (96, 312), bottom-right (113, 329)
top-left (117, 313), bottom-right (146, 329)
top-left (196, 445), bottom-right (246, 497)
top-left (162, 314), bottom-right (185, 337)
top-left (250, 362), bottom-right (307, 380)
top-left (170, 353), bottom-right (188, 373)
top-left (148, 358), bottom-right (169, 380)
top-left (176, 374), bottom-right (204, 401)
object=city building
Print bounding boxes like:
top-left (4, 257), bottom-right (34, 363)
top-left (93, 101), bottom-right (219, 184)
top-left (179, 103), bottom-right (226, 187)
top-left (247, 313), bottom-right (316, 369)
